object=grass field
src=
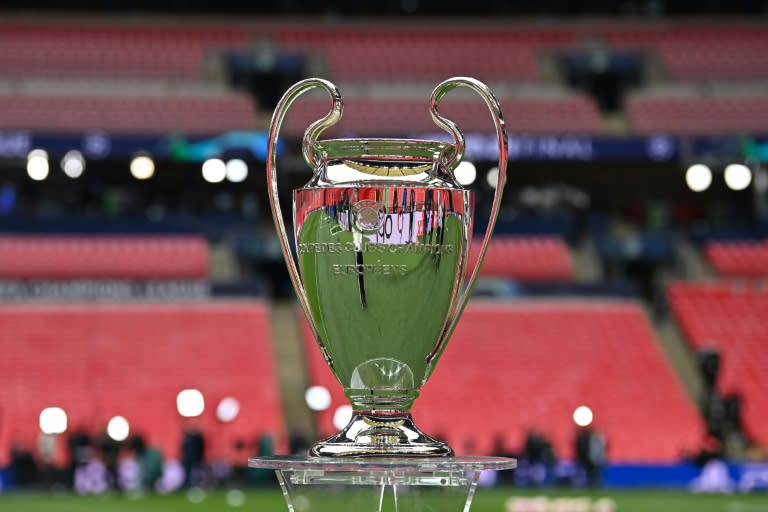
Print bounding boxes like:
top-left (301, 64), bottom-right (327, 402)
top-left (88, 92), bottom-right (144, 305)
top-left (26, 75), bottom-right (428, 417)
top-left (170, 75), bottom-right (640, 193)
top-left (1, 488), bottom-right (767, 512)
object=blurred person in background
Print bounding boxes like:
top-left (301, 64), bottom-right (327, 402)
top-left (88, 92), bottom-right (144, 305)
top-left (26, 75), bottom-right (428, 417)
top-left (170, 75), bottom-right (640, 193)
top-left (9, 441), bottom-right (39, 488)
top-left (491, 434), bottom-right (516, 486)
top-left (519, 429), bottom-right (557, 487)
top-left (66, 426), bottom-right (92, 488)
top-left (574, 425), bottom-right (607, 487)
top-left (98, 431), bottom-right (121, 490)
top-left (180, 422), bottom-right (206, 488)
top-left (129, 434), bottom-right (163, 492)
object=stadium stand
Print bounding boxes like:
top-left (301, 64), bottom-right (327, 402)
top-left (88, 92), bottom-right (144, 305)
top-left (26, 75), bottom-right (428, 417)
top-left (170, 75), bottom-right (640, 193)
top-left (0, 235), bottom-right (208, 280)
top-left (467, 236), bottom-right (573, 280)
top-left (626, 94), bottom-right (768, 135)
top-left (274, 28), bottom-right (570, 81)
top-left (0, 22), bottom-right (250, 80)
top-left (0, 301), bottom-right (282, 465)
top-left (276, 23), bottom-right (768, 82)
top-left (668, 282), bottom-right (768, 447)
top-left (595, 25), bottom-right (768, 81)
top-left (704, 241), bottom-right (768, 279)
top-left (302, 301), bottom-right (704, 462)
top-left (0, 93), bottom-right (257, 134)
top-left (3, 19), bottom-right (766, 138)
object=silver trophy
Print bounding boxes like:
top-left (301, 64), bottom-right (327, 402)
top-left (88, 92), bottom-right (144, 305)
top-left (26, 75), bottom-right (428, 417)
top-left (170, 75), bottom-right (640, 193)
top-left (267, 77), bottom-right (507, 457)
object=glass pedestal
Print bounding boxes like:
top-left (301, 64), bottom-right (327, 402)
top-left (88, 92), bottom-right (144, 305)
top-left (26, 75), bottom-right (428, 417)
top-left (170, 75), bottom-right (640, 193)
top-left (249, 456), bottom-right (516, 512)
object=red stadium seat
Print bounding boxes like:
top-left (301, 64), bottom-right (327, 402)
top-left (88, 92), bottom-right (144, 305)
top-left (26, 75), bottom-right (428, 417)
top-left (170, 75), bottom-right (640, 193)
top-left (0, 94), bottom-right (257, 134)
top-left (275, 27), bottom-right (573, 82)
top-left (2, 19), bottom-right (766, 84)
top-left (596, 25), bottom-right (768, 81)
top-left (467, 236), bottom-right (573, 280)
top-left (705, 241), bottom-right (768, 279)
top-left (626, 95), bottom-right (768, 135)
top-left (302, 301), bottom-right (703, 462)
top-left (0, 236), bottom-right (208, 280)
top-left (668, 282), bottom-right (768, 447)
top-left (283, 95), bottom-right (603, 136)
top-left (0, 302), bottom-right (283, 466)
top-left (0, 23), bottom-right (250, 80)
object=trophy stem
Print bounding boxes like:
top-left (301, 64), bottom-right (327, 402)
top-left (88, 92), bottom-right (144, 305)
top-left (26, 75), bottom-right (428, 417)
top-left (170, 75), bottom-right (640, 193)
top-left (310, 412), bottom-right (453, 457)
top-left (345, 386), bottom-right (419, 413)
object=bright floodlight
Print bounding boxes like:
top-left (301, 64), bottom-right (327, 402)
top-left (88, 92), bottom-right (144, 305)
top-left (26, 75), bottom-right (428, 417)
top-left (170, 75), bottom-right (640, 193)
top-left (202, 158), bottom-right (226, 183)
top-left (130, 155), bottom-right (155, 180)
top-left (332, 405), bottom-right (353, 430)
top-left (305, 385), bottom-right (332, 411)
top-left (176, 389), bottom-right (205, 418)
top-left (27, 152), bottom-right (50, 181)
top-left (573, 405), bottom-right (594, 427)
top-left (216, 397), bottom-right (240, 423)
top-left (61, 150), bottom-right (86, 178)
top-left (724, 163), bottom-right (752, 191)
top-left (225, 159), bottom-right (249, 183)
top-left (39, 407), bottom-right (68, 435)
top-left (486, 166), bottom-right (499, 189)
top-left (454, 161), bottom-right (476, 186)
top-left (685, 164), bottom-right (712, 192)
top-left (107, 416), bottom-right (130, 442)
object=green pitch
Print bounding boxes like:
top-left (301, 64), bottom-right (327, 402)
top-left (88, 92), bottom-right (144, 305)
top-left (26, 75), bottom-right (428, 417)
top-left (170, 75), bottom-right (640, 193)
top-left (1, 488), bottom-right (767, 512)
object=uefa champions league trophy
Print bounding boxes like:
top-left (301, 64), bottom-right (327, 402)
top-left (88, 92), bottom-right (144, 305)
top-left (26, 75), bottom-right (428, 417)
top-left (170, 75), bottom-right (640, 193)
top-left (251, 77), bottom-right (514, 511)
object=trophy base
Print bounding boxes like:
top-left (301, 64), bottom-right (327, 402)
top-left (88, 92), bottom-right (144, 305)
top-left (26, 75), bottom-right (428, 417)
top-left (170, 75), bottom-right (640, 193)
top-left (310, 413), bottom-right (453, 457)
top-left (249, 455), bottom-right (516, 512)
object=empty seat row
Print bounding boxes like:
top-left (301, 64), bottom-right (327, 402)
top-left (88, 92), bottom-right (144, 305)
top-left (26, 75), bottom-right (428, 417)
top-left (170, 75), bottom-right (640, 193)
top-left (283, 95), bottom-right (604, 136)
top-left (468, 236), bottom-right (573, 280)
top-left (626, 95), bottom-right (768, 135)
top-left (277, 24), bottom-right (768, 82)
top-left (0, 93), bottom-right (257, 134)
top-left (595, 26), bottom-right (768, 81)
top-left (0, 22), bottom-right (250, 80)
top-left (705, 240), bottom-right (768, 278)
top-left (0, 235), bottom-right (208, 279)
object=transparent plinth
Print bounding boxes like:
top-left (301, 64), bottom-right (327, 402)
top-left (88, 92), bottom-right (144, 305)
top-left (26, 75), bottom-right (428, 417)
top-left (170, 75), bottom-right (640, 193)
top-left (249, 456), bottom-right (516, 512)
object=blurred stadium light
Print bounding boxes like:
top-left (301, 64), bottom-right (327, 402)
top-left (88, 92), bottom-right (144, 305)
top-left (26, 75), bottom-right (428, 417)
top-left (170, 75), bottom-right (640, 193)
top-left (106, 416), bottom-right (130, 442)
top-left (129, 154), bottom-right (155, 180)
top-left (215, 397), bottom-right (240, 423)
top-left (39, 407), bottom-right (68, 435)
top-left (176, 389), bottom-right (205, 418)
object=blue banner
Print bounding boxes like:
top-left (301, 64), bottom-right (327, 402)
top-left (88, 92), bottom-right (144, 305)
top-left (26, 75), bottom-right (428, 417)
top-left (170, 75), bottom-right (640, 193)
top-left (0, 130), bottom-right (680, 163)
top-left (411, 133), bottom-right (678, 162)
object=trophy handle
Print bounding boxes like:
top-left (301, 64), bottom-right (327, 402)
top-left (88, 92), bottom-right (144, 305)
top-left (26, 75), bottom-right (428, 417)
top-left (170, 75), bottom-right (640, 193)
top-left (428, 77), bottom-right (508, 364)
top-left (266, 78), bottom-right (344, 341)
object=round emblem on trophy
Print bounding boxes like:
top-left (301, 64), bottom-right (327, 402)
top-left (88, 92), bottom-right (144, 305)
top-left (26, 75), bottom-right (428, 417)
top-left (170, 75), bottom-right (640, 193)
top-left (351, 199), bottom-right (385, 234)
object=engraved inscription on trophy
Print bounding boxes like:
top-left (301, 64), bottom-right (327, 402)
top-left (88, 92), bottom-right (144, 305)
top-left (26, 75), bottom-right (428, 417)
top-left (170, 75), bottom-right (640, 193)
top-left (298, 242), bottom-right (454, 254)
top-left (331, 263), bottom-right (408, 276)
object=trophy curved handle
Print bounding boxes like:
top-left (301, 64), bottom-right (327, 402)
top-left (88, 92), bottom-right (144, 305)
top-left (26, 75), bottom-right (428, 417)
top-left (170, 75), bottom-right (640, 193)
top-left (267, 78), bottom-right (343, 339)
top-left (428, 77), bottom-right (508, 362)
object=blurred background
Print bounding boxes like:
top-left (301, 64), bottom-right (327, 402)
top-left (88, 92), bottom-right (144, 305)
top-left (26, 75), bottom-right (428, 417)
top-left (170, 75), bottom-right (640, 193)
top-left (1, 1), bottom-right (768, 511)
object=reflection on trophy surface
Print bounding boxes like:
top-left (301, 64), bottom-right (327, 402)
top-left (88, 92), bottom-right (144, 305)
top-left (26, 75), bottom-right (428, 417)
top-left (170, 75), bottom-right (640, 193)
top-left (267, 77), bottom-right (507, 457)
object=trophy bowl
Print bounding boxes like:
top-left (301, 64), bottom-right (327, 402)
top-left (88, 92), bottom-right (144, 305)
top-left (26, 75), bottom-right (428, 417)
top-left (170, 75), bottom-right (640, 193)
top-left (267, 77), bottom-right (507, 457)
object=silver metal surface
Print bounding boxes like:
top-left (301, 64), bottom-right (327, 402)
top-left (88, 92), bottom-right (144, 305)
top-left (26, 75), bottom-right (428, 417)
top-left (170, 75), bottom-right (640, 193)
top-left (267, 77), bottom-right (507, 458)
top-left (248, 455), bottom-right (516, 472)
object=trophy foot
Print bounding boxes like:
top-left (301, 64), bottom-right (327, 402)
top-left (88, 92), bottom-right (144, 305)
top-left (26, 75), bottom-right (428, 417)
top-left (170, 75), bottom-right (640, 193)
top-left (309, 413), bottom-right (453, 457)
